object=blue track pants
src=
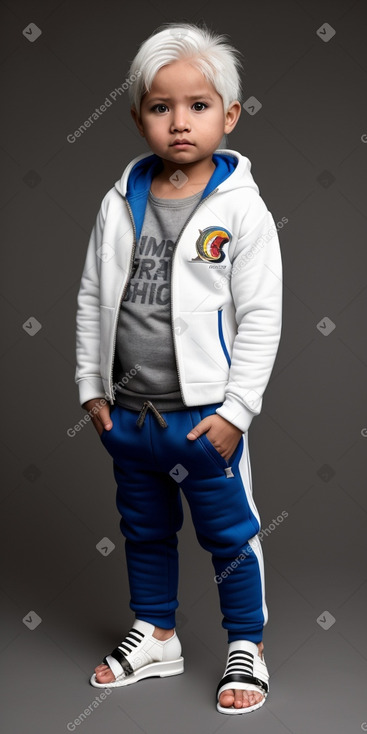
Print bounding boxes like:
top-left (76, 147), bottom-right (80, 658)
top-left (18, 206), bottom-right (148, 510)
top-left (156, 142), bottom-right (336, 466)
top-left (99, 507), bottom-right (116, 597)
top-left (100, 402), bottom-right (267, 643)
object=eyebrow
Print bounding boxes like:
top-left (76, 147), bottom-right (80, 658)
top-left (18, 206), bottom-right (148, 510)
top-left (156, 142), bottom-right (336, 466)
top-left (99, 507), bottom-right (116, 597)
top-left (146, 94), bottom-right (214, 103)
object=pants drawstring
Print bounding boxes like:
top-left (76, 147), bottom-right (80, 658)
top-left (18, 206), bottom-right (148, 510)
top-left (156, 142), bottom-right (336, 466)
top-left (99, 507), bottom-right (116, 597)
top-left (136, 400), bottom-right (168, 429)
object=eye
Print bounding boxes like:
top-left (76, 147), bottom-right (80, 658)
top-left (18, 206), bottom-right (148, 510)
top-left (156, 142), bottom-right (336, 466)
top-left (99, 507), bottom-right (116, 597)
top-left (192, 102), bottom-right (208, 111)
top-left (151, 103), bottom-right (168, 113)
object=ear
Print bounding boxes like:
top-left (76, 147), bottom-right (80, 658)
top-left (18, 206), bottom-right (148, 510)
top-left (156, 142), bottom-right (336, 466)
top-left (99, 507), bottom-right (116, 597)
top-left (224, 101), bottom-right (241, 135)
top-left (131, 107), bottom-right (145, 137)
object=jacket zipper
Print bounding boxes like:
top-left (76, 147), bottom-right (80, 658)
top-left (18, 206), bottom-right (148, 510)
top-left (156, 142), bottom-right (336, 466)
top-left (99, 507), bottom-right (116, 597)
top-left (170, 187), bottom-right (219, 405)
top-left (108, 198), bottom-right (137, 404)
top-left (108, 186), bottom-right (219, 405)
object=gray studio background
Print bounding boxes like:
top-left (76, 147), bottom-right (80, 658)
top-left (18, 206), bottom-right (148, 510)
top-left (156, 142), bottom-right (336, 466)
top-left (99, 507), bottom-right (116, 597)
top-left (1, 1), bottom-right (367, 733)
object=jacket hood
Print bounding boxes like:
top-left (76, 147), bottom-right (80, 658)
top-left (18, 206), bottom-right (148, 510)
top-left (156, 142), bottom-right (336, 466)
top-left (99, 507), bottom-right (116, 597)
top-left (114, 149), bottom-right (260, 241)
top-left (115, 149), bottom-right (259, 198)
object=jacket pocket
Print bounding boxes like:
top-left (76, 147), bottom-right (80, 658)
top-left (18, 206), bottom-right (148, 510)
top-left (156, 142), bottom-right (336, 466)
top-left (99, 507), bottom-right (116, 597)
top-left (217, 308), bottom-right (231, 366)
top-left (178, 310), bottom-right (230, 385)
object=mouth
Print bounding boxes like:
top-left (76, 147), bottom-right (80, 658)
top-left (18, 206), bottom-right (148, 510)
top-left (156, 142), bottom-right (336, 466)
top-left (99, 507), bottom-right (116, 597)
top-left (170, 139), bottom-right (193, 147)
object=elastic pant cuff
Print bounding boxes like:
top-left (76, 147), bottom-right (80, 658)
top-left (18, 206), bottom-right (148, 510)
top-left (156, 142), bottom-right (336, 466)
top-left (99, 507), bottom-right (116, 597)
top-left (135, 614), bottom-right (176, 630)
top-left (227, 629), bottom-right (263, 644)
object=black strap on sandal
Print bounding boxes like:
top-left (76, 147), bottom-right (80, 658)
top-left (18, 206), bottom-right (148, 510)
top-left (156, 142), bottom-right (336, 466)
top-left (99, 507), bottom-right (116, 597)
top-left (103, 647), bottom-right (134, 677)
top-left (216, 672), bottom-right (269, 698)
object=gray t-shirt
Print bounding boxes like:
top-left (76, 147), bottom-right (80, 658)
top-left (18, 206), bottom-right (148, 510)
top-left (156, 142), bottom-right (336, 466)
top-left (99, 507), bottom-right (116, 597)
top-left (113, 188), bottom-right (203, 411)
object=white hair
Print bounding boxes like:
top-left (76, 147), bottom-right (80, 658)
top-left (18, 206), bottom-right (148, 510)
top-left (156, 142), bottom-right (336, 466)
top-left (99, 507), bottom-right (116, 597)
top-left (128, 22), bottom-right (243, 113)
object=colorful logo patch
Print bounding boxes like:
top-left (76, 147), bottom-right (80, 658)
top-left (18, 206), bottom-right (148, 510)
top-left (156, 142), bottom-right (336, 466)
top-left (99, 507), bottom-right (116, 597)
top-left (191, 227), bottom-right (231, 263)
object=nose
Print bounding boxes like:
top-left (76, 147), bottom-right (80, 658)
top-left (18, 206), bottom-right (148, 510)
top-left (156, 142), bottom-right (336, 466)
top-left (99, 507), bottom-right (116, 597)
top-left (170, 106), bottom-right (191, 133)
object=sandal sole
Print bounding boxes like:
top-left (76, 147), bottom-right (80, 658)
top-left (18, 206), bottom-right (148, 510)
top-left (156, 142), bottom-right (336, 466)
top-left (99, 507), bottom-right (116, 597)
top-left (90, 656), bottom-right (184, 688)
top-left (217, 696), bottom-right (267, 715)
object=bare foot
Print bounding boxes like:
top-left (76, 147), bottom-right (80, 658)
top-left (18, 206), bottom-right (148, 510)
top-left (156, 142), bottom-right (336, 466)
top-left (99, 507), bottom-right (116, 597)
top-left (94, 626), bottom-right (174, 683)
top-left (218, 641), bottom-right (265, 710)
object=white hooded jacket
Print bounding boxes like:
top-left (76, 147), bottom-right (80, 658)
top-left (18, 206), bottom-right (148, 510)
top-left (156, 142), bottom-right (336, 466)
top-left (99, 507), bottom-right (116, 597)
top-left (75, 149), bottom-right (283, 433)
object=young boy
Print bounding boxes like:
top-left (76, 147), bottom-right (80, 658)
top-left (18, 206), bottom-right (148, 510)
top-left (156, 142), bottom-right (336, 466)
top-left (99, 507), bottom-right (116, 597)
top-left (75, 22), bottom-right (282, 715)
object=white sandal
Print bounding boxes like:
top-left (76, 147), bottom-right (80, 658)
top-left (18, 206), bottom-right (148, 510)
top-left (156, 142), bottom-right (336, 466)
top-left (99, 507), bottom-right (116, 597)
top-left (90, 619), bottom-right (184, 688)
top-left (216, 640), bottom-right (269, 714)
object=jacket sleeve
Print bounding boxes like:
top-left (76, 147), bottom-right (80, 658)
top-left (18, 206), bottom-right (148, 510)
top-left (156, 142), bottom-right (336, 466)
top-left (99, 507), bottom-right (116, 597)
top-left (74, 196), bottom-right (107, 407)
top-left (216, 194), bottom-right (283, 433)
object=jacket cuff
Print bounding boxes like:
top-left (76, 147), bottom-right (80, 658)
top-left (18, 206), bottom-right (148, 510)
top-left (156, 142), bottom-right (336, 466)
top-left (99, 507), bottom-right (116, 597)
top-left (77, 377), bottom-right (107, 407)
top-left (216, 397), bottom-right (257, 434)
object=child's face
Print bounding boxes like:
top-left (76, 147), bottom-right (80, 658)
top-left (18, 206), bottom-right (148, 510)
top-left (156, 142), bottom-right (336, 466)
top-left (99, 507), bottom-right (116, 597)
top-left (131, 60), bottom-right (240, 168)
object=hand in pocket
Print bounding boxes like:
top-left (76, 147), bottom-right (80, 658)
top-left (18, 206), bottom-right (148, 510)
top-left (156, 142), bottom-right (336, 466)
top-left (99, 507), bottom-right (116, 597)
top-left (187, 414), bottom-right (242, 461)
top-left (82, 398), bottom-right (113, 437)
